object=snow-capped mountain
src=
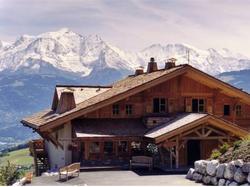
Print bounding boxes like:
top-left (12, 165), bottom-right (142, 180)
top-left (1, 28), bottom-right (250, 151)
top-left (140, 44), bottom-right (250, 75)
top-left (1, 28), bottom-right (250, 78)
top-left (0, 28), bottom-right (138, 77)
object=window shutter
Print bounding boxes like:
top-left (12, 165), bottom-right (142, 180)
top-left (207, 98), bottom-right (213, 113)
top-left (185, 97), bottom-right (192, 112)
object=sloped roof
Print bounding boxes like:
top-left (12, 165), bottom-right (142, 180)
top-left (145, 113), bottom-right (249, 143)
top-left (21, 64), bottom-right (250, 131)
top-left (145, 113), bottom-right (208, 139)
top-left (22, 65), bottom-right (185, 130)
top-left (74, 119), bottom-right (146, 138)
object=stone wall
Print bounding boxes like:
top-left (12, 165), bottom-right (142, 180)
top-left (186, 159), bottom-right (250, 186)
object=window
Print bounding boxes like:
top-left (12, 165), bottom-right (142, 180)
top-left (104, 142), bottom-right (113, 155)
top-left (224, 105), bottom-right (230, 116)
top-left (192, 99), bottom-right (205, 113)
top-left (126, 104), bottom-right (133, 115)
top-left (89, 142), bottom-right (100, 153)
top-left (112, 104), bottom-right (119, 115)
top-left (236, 105), bottom-right (241, 117)
top-left (153, 98), bottom-right (166, 113)
top-left (118, 141), bottom-right (128, 153)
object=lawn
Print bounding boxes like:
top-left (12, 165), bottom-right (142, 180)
top-left (0, 148), bottom-right (33, 166)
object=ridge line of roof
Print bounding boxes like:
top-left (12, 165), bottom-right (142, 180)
top-left (127, 64), bottom-right (188, 77)
top-left (56, 85), bottom-right (112, 88)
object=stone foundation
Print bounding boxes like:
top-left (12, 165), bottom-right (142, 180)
top-left (186, 159), bottom-right (250, 186)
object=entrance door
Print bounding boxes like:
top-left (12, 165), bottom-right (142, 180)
top-left (187, 140), bottom-right (201, 166)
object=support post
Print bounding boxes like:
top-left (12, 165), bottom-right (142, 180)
top-left (84, 141), bottom-right (89, 160)
top-left (170, 149), bottom-right (173, 169)
top-left (175, 136), bottom-right (179, 169)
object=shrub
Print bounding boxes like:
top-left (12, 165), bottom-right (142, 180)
top-left (146, 143), bottom-right (158, 156)
top-left (0, 161), bottom-right (22, 185)
top-left (210, 149), bottom-right (222, 159)
top-left (219, 143), bottom-right (230, 154)
top-left (233, 140), bottom-right (242, 150)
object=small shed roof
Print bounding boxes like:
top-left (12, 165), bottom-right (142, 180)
top-left (145, 113), bottom-right (208, 139)
top-left (145, 113), bottom-right (249, 143)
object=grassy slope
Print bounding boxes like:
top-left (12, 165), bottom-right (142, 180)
top-left (0, 148), bottom-right (33, 166)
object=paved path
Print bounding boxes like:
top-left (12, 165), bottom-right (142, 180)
top-left (28, 170), bottom-right (202, 186)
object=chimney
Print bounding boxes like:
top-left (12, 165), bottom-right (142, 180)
top-left (165, 58), bottom-right (177, 70)
top-left (134, 66), bottom-right (144, 76)
top-left (147, 57), bottom-right (158, 73)
top-left (56, 91), bottom-right (76, 114)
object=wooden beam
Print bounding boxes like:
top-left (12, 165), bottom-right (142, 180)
top-left (201, 125), bottom-right (205, 136)
top-left (182, 136), bottom-right (227, 140)
top-left (163, 141), bottom-right (176, 148)
top-left (84, 142), bottom-right (89, 160)
top-left (195, 130), bottom-right (203, 137)
top-left (204, 129), bottom-right (212, 137)
top-left (205, 126), bottom-right (227, 136)
top-left (48, 133), bottom-right (63, 149)
top-left (175, 136), bottom-right (179, 169)
top-left (179, 140), bottom-right (187, 151)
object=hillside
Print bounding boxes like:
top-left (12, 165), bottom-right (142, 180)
top-left (0, 148), bottom-right (32, 166)
top-left (217, 69), bottom-right (250, 93)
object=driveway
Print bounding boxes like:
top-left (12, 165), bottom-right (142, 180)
top-left (28, 170), bottom-right (202, 186)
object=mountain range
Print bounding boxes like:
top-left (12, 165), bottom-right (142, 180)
top-left (0, 28), bottom-right (250, 151)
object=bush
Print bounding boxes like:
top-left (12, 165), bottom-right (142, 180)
top-left (146, 143), bottom-right (158, 156)
top-left (210, 149), bottom-right (222, 159)
top-left (219, 143), bottom-right (230, 154)
top-left (0, 161), bottom-right (22, 185)
top-left (233, 140), bottom-right (242, 150)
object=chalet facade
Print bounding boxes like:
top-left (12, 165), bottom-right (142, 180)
top-left (22, 58), bottom-right (250, 175)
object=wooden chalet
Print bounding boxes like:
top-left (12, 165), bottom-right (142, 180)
top-left (21, 58), bottom-right (250, 175)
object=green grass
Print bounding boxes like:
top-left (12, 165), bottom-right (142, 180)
top-left (0, 148), bottom-right (33, 167)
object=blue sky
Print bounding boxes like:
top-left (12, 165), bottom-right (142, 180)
top-left (1, 0), bottom-right (250, 54)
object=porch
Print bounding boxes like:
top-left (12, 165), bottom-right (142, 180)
top-left (70, 118), bottom-right (153, 167)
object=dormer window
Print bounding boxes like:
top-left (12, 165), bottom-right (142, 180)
top-left (112, 104), bottom-right (119, 115)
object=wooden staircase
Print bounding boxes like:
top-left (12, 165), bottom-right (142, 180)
top-left (29, 139), bottom-right (50, 176)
